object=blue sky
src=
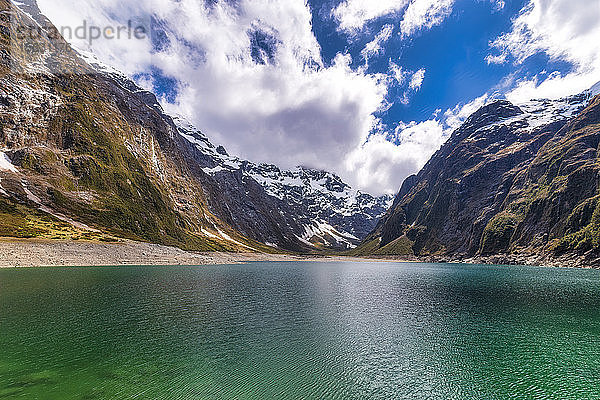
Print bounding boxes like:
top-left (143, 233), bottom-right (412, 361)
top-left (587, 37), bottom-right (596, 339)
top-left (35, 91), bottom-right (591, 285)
top-left (312, 0), bottom-right (515, 121)
top-left (309, 0), bottom-right (578, 133)
top-left (36, 0), bottom-right (600, 195)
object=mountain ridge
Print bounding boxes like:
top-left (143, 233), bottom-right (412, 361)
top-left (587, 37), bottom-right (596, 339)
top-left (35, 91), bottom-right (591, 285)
top-left (174, 115), bottom-right (393, 249)
top-left (359, 85), bottom-right (600, 266)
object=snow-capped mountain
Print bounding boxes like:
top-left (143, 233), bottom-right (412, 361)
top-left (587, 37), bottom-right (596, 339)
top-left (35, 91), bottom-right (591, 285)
top-left (175, 116), bottom-right (393, 248)
top-left (365, 84), bottom-right (600, 261)
top-left (469, 90), bottom-right (596, 136)
top-left (1, 0), bottom-right (395, 252)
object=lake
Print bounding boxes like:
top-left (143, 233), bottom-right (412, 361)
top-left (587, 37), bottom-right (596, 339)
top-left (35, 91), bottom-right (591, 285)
top-left (1, 262), bottom-right (600, 399)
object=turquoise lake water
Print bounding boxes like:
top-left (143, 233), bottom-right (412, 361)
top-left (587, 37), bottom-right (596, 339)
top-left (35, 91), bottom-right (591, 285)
top-left (1, 261), bottom-right (600, 399)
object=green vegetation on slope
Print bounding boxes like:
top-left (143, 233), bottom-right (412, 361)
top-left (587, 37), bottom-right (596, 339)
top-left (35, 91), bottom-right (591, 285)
top-left (348, 236), bottom-right (414, 257)
top-left (0, 197), bottom-right (111, 241)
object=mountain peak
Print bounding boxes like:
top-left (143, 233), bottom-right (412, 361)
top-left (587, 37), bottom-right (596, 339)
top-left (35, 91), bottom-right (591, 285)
top-left (462, 100), bottom-right (523, 130)
top-left (175, 117), bottom-right (392, 247)
top-left (363, 83), bottom-right (600, 262)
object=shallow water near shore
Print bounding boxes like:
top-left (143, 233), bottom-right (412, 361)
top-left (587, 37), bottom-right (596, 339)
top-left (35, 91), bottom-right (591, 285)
top-left (1, 261), bottom-right (600, 399)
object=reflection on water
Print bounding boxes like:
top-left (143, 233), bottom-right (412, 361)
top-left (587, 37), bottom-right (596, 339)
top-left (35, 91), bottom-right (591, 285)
top-left (1, 262), bottom-right (600, 399)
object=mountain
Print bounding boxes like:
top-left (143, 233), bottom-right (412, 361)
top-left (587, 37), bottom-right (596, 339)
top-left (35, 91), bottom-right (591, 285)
top-left (0, 0), bottom-right (256, 251)
top-left (360, 86), bottom-right (600, 266)
top-left (174, 117), bottom-right (393, 249)
top-left (0, 0), bottom-right (388, 252)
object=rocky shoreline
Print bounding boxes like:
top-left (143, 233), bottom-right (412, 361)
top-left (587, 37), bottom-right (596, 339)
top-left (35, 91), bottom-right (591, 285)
top-left (457, 254), bottom-right (600, 269)
top-left (367, 253), bottom-right (600, 269)
top-left (0, 239), bottom-right (289, 267)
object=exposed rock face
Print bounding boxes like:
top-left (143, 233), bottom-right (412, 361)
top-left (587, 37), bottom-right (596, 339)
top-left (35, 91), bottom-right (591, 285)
top-left (175, 118), bottom-right (392, 250)
top-left (0, 0), bottom-right (389, 252)
top-left (363, 88), bottom-right (600, 264)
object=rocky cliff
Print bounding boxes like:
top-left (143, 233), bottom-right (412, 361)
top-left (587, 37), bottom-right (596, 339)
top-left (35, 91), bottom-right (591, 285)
top-left (361, 86), bottom-right (600, 266)
top-left (0, 0), bottom-right (260, 251)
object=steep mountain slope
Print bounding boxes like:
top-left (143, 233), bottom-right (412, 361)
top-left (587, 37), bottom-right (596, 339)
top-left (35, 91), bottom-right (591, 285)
top-left (175, 117), bottom-right (393, 249)
top-left (0, 0), bottom-right (388, 252)
top-left (0, 0), bottom-right (280, 251)
top-left (361, 86), bottom-right (600, 265)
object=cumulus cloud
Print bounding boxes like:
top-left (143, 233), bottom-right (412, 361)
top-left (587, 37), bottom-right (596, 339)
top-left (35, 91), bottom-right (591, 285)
top-left (505, 71), bottom-right (600, 104)
top-left (346, 119), bottom-right (444, 194)
top-left (488, 0), bottom-right (600, 101)
top-left (347, 92), bottom-right (496, 194)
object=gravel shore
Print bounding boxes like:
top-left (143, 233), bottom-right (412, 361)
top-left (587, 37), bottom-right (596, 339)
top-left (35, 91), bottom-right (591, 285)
top-left (0, 239), bottom-right (299, 267)
top-left (0, 238), bottom-right (395, 268)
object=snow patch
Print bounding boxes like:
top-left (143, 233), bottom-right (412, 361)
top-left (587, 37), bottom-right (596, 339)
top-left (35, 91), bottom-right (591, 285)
top-left (0, 152), bottom-right (17, 172)
top-left (21, 182), bottom-right (40, 204)
top-left (302, 220), bottom-right (358, 248)
top-left (215, 227), bottom-right (255, 250)
top-left (77, 50), bottom-right (123, 76)
top-left (38, 205), bottom-right (100, 232)
top-left (11, 0), bottom-right (41, 26)
top-left (295, 235), bottom-right (314, 247)
top-left (202, 225), bottom-right (255, 251)
top-left (477, 92), bottom-right (593, 136)
top-left (201, 228), bottom-right (220, 240)
top-left (202, 166), bottom-right (226, 175)
top-left (520, 96), bottom-right (586, 129)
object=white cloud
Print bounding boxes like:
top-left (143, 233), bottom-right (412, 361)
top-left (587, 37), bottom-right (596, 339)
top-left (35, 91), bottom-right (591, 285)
top-left (488, 0), bottom-right (600, 100)
top-left (388, 62), bottom-right (426, 104)
top-left (506, 72), bottom-right (599, 104)
top-left (389, 61), bottom-right (426, 99)
top-left (409, 68), bottom-right (425, 90)
top-left (37, 0), bottom-right (398, 194)
top-left (389, 60), bottom-right (408, 85)
top-left (347, 92), bottom-right (495, 194)
top-left (333, 0), bottom-right (409, 31)
top-left (443, 93), bottom-right (491, 130)
top-left (32, 0), bottom-right (497, 197)
top-left (485, 53), bottom-right (507, 65)
top-left (35, 0), bottom-right (154, 76)
top-left (346, 119), bottom-right (445, 194)
top-left (333, 0), bottom-right (455, 35)
top-left (361, 24), bottom-right (394, 63)
top-left (400, 0), bottom-right (454, 37)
